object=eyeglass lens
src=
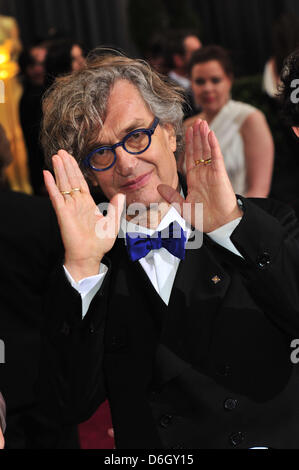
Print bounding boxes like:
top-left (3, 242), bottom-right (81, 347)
top-left (90, 131), bottom-right (150, 169)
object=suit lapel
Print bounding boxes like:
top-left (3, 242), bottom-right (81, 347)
top-left (108, 236), bottom-right (168, 331)
top-left (131, 260), bottom-right (168, 331)
top-left (155, 233), bottom-right (231, 386)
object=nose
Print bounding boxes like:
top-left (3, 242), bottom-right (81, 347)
top-left (202, 81), bottom-right (214, 93)
top-left (114, 145), bottom-right (138, 176)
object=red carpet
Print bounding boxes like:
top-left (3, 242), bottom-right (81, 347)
top-left (78, 400), bottom-right (115, 449)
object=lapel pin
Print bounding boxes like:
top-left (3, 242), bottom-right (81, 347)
top-left (212, 275), bottom-right (221, 285)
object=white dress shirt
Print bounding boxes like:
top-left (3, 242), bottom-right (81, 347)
top-left (64, 205), bottom-right (242, 318)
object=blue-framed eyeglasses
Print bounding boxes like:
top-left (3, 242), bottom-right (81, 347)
top-left (84, 117), bottom-right (160, 172)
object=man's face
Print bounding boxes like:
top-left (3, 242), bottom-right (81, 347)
top-left (91, 80), bottom-right (178, 209)
top-left (27, 46), bottom-right (47, 86)
top-left (71, 44), bottom-right (85, 71)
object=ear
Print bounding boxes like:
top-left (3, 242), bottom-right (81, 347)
top-left (292, 126), bottom-right (299, 138)
top-left (162, 123), bottom-right (177, 153)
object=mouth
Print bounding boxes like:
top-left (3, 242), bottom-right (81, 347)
top-left (120, 170), bottom-right (153, 192)
top-left (203, 96), bottom-right (215, 104)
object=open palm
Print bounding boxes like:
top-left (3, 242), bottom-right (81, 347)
top-left (159, 119), bottom-right (242, 233)
top-left (44, 150), bottom-right (125, 281)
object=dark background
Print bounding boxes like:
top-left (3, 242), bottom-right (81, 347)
top-left (1, 0), bottom-right (299, 77)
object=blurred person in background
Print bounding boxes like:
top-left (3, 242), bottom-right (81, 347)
top-left (263, 14), bottom-right (299, 99)
top-left (262, 14), bottom-right (299, 205)
top-left (71, 44), bottom-right (86, 71)
top-left (19, 44), bottom-right (47, 88)
top-left (44, 38), bottom-right (86, 88)
top-left (184, 46), bottom-right (274, 198)
top-left (166, 29), bottom-right (202, 90)
top-left (144, 33), bottom-right (169, 76)
top-left (165, 30), bottom-right (202, 120)
top-left (19, 43), bottom-right (48, 195)
top-left (19, 38), bottom-right (86, 196)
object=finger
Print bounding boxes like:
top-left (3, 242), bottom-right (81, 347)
top-left (43, 170), bottom-right (66, 212)
top-left (200, 121), bottom-right (212, 161)
top-left (60, 150), bottom-right (90, 194)
top-left (193, 119), bottom-right (203, 163)
top-left (53, 153), bottom-right (72, 193)
top-left (52, 155), bottom-right (61, 190)
top-left (185, 126), bottom-right (194, 172)
top-left (58, 150), bottom-right (82, 198)
top-left (157, 184), bottom-right (185, 214)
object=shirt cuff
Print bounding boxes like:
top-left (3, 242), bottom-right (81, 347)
top-left (207, 218), bottom-right (243, 258)
top-left (63, 264), bottom-right (108, 318)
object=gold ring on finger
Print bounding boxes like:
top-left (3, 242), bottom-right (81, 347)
top-left (61, 190), bottom-right (72, 195)
top-left (195, 159), bottom-right (205, 166)
top-left (204, 158), bottom-right (212, 165)
top-left (71, 188), bottom-right (81, 193)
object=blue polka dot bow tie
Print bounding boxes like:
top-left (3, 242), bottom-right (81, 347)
top-left (126, 221), bottom-right (187, 262)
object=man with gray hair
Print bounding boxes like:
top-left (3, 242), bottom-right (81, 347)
top-left (41, 51), bottom-right (299, 449)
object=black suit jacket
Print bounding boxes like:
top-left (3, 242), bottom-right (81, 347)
top-left (43, 196), bottom-right (299, 449)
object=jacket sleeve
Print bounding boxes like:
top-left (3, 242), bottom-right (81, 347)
top-left (35, 258), bottom-right (111, 427)
top-left (229, 196), bottom-right (299, 336)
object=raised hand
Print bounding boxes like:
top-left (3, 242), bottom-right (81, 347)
top-left (44, 150), bottom-right (125, 281)
top-left (158, 119), bottom-right (242, 233)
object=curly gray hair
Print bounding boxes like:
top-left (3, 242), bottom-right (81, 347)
top-left (41, 50), bottom-right (186, 176)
